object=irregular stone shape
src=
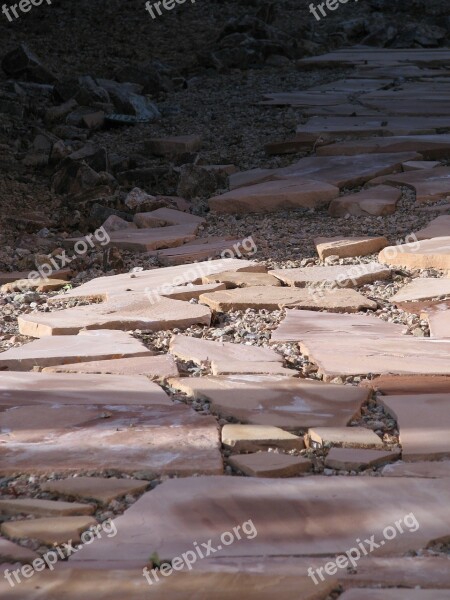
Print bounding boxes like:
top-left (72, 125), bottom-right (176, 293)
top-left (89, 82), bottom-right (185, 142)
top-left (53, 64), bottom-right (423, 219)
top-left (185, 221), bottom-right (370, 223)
top-left (315, 236), bottom-right (388, 260)
top-left (211, 360), bottom-right (297, 377)
top-left (229, 453), bottom-right (311, 477)
top-left (379, 237), bottom-right (450, 270)
top-left (134, 208), bottom-right (205, 229)
top-left (41, 477), bottom-right (149, 504)
top-left (325, 447), bottom-right (399, 471)
top-left (1, 278), bottom-right (68, 293)
top-left (209, 178), bottom-right (339, 214)
top-left (391, 278), bottom-right (450, 303)
top-left (415, 215), bottom-right (450, 240)
top-left (0, 330), bottom-right (153, 369)
top-left (152, 239), bottom-right (254, 266)
top-left (307, 427), bottom-right (384, 449)
top-left (339, 591), bottom-right (450, 600)
top-left (90, 224), bottom-right (199, 252)
top-left (160, 282), bottom-right (226, 301)
top-left (317, 135), bottom-right (450, 159)
top-left (43, 355), bottom-right (179, 380)
top-left (403, 160), bottom-right (441, 171)
top-left (423, 304), bottom-right (450, 338)
top-left (269, 263), bottom-right (391, 288)
top-left (18, 296), bottom-right (212, 338)
top-left (271, 310), bottom-right (406, 343)
top-left (368, 166), bottom-right (450, 203)
top-left (0, 371), bottom-right (170, 407)
top-left (328, 186), bottom-right (401, 217)
top-left (382, 461), bottom-right (450, 478)
top-left (0, 268), bottom-right (71, 286)
top-left (70, 476), bottom-right (450, 564)
top-left (203, 271), bottom-right (280, 288)
top-left (1, 517), bottom-right (97, 546)
top-left (199, 287), bottom-right (376, 312)
top-left (145, 135), bottom-right (202, 156)
top-left (381, 394), bottom-right (450, 460)
top-left (169, 334), bottom-right (282, 365)
top-left (0, 538), bottom-right (39, 563)
top-left (169, 376), bottom-right (369, 430)
top-left (361, 374), bottom-right (450, 395)
top-left (102, 215), bottom-right (137, 232)
top-left (0, 403), bottom-right (222, 476)
top-left (221, 424), bottom-right (304, 452)
top-left (228, 153), bottom-right (422, 191)
top-left (0, 498), bottom-right (94, 517)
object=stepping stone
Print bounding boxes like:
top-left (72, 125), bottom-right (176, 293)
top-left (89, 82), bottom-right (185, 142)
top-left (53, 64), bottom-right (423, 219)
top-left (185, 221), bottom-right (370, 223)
top-left (0, 330), bottom-right (152, 369)
top-left (307, 427), bottom-right (384, 449)
top-left (422, 304), bottom-right (450, 338)
top-left (229, 453), bottom-right (311, 477)
top-left (381, 394), bottom-right (450, 460)
top-left (1, 278), bottom-right (68, 293)
top-left (159, 282), bottom-right (226, 301)
top-left (0, 538), bottom-right (39, 563)
top-left (391, 278), bottom-right (450, 304)
top-left (368, 166), bottom-right (450, 203)
top-left (339, 591), bottom-right (450, 600)
top-left (169, 334), bottom-right (282, 365)
top-left (228, 153), bottom-right (422, 191)
top-left (1, 516), bottom-right (97, 546)
top-left (315, 236), bottom-right (388, 260)
top-left (271, 310), bottom-right (405, 343)
top-left (211, 360), bottom-right (297, 377)
top-left (269, 263), bottom-right (391, 288)
top-left (0, 403), bottom-right (222, 476)
top-left (0, 268), bottom-right (71, 286)
top-left (133, 207), bottom-right (205, 229)
top-left (209, 178), bottom-right (339, 214)
top-left (403, 160), bottom-right (441, 171)
top-left (0, 498), bottom-right (94, 517)
top-left (169, 375), bottom-right (369, 430)
top-left (43, 354), bottom-right (179, 380)
top-left (325, 447), bottom-right (399, 471)
top-left (41, 477), bottom-right (149, 504)
top-left (145, 134), bottom-right (202, 155)
top-left (415, 215), bottom-right (450, 240)
top-left (199, 287), bottom-right (377, 312)
top-left (94, 224), bottom-right (199, 252)
top-left (382, 461), bottom-right (450, 478)
top-left (70, 476), bottom-right (450, 564)
top-left (152, 239), bottom-right (254, 266)
top-left (361, 374), bottom-right (450, 395)
top-left (0, 371), bottom-right (170, 407)
top-left (18, 296), bottom-right (212, 337)
top-left (317, 134), bottom-right (450, 159)
top-left (328, 186), bottom-right (401, 217)
top-left (203, 271), bottom-right (281, 288)
top-left (221, 424), bottom-right (304, 452)
top-left (379, 237), bottom-right (450, 270)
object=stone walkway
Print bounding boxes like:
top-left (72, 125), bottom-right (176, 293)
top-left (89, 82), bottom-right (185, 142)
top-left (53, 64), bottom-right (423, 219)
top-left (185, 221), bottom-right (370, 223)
top-left (1, 46), bottom-right (450, 599)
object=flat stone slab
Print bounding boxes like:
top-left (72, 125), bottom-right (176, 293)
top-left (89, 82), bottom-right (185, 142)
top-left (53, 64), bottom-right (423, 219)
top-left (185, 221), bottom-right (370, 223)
top-left (19, 296), bottom-right (212, 338)
top-left (403, 160), bottom-right (441, 171)
top-left (229, 452), bottom-right (311, 477)
top-left (0, 330), bottom-right (152, 369)
top-left (307, 427), bottom-right (384, 449)
top-left (169, 334), bottom-right (282, 365)
top-left (269, 263), bottom-right (391, 288)
top-left (340, 591), bottom-right (450, 600)
top-left (1, 278), bottom-right (68, 293)
top-left (70, 476), bottom-right (450, 564)
top-left (1, 516), bottom-right (97, 546)
top-left (379, 237), bottom-right (450, 270)
top-left (328, 186), bottom-right (401, 217)
top-left (203, 271), bottom-right (281, 288)
top-left (0, 498), bottom-right (94, 517)
top-left (221, 424), bottom-right (304, 452)
top-left (211, 360), bottom-right (297, 376)
top-left (381, 394), bottom-right (450, 460)
top-left (315, 236), bottom-right (388, 260)
top-left (169, 375), bottom-right (369, 430)
top-left (361, 374), bottom-right (450, 395)
top-left (209, 178), bottom-right (339, 214)
top-left (0, 371), bottom-right (171, 406)
top-left (0, 403), bottom-right (223, 476)
top-left (0, 537), bottom-right (39, 563)
top-left (41, 477), bottom-right (149, 504)
top-left (0, 268), bottom-right (71, 286)
top-left (199, 287), bottom-right (377, 312)
top-left (150, 239), bottom-right (255, 266)
top-left (43, 355), bottom-right (179, 380)
top-left (325, 447), bottom-right (399, 471)
top-left (368, 166), bottom-right (450, 203)
top-left (133, 207), bottom-right (205, 228)
top-left (415, 215), bottom-right (450, 240)
top-left (391, 278), bottom-right (450, 304)
top-left (382, 461), bottom-right (450, 478)
top-left (423, 304), bottom-right (450, 338)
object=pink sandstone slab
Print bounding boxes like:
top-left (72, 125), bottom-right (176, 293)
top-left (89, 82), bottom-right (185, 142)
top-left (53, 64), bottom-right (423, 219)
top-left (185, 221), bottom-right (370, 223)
top-left (390, 278), bottom-right (450, 304)
top-left (297, 48), bottom-right (450, 69)
top-left (0, 371), bottom-right (171, 406)
top-left (1, 516), bottom-right (97, 545)
top-left (169, 375), bottom-right (369, 430)
top-left (151, 239), bottom-right (253, 266)
top-left (317, 135), bottom-right (450, 159)
top-left (307, 426), bottom-right (384, 449)
top-left (0, 268), bottom-right (71, 286)
top-left (1, 278), bottom-right (68, 293)
top-left (133, 208), bottom-right (205, 229)
top-left (328, 186), bottom-right (401, 217)
top-left (415, 215), bottom-right (450, 240)
top-left (403, 160), bottom-right (441, 171)
top-left (269, 263), bottom-right (391, 288)
top-left (228, 452), bottom-right (311, 477)
top-left (0, 330), bottom-right (152, 369)
top-left (379, 237), bottom-right (450, 270)
top-left (339, 591), bottom-right (450, 600)
top-left (361, 374), bottom-right (450, 395)
top-left (70, 476), bottom-right (450, 565)
top-left (0, 498), bottom-right (94, 517)
top-left (324, 447), bottom-right (399, 471)
top-left (211, 360), bottom-right (297, 376)
top-left (315, 236), bottom-right (388, 259)
top-left (203, 271), bottom-right (281, 288)
top-left (0, 537), bottom-right (39, 563)
top-left (381, 393), bottom-right (450, 460)
top-left (208, 178), bottom-right (339, 214)
top-left (381, 461), bottom-right (450, 478)
top-left (43, 354), bottom-right (179, 380)
top-left (41, 477), bottom-right (149, 504)
top-left (368, 166), bottom-right (450, 203)
top-left (221, 424), bottom-right (304, 452)
top-left (0, 403), bottom-right (222, 476)
top-left (422, 304), bottom-right (450, 338)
